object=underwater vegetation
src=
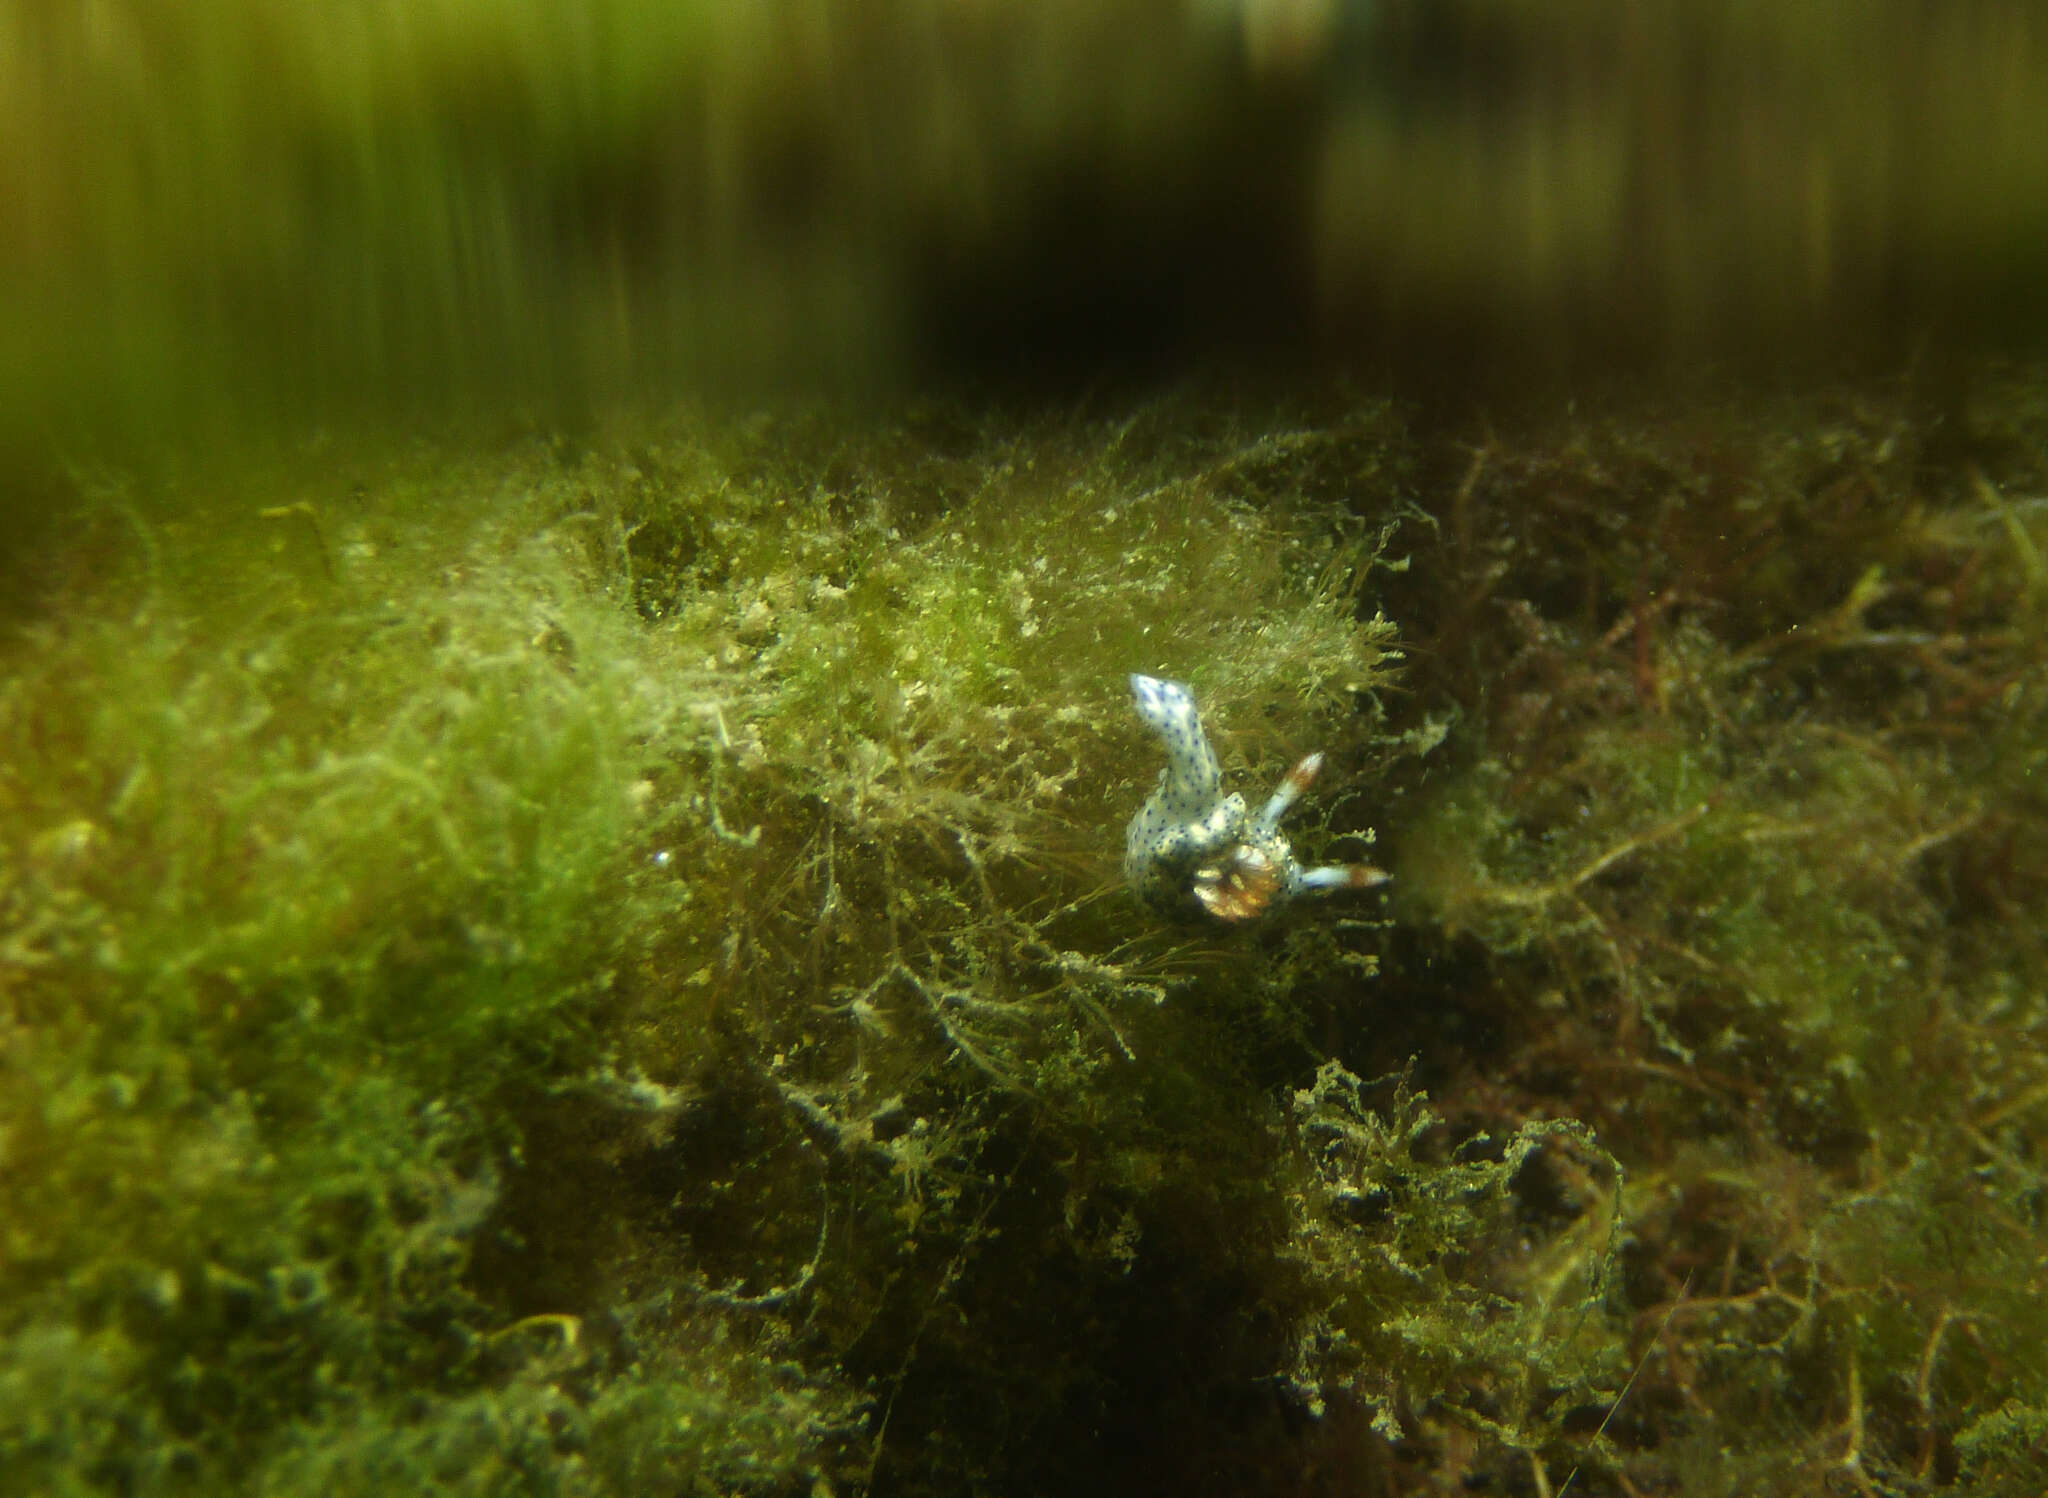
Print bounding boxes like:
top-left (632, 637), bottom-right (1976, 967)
top-left (2, 370), bottom-right (2046, 1496)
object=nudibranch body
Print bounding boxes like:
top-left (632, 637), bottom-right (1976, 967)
top-left (1124, 674), bottom-right (1386, 923)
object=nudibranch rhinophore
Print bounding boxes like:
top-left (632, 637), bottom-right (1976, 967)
top-left (1124, 674), bottom-right (1387, 923)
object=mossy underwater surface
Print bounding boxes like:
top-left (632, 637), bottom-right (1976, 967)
top-left (4, 376), bottom-right (2048, 1498)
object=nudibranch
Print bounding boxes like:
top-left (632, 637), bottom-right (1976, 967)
top-left (1124, 674), bottom-right (1387, 923)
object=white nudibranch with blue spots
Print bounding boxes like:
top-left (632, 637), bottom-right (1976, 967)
top-left (1124, 674), bottom-right (1387, 922)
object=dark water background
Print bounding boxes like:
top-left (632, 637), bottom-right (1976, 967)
top-left (4, 1), bottom-right (2045, 439)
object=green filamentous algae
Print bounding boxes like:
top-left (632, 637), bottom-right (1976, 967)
top-left (4, 7), bottom-right (2046, 1496)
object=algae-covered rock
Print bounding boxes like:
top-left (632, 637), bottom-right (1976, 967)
top-left (6, 369), bottom-right (2048, 1496)
top-left (0, 400), bottom-right (1419, 1495)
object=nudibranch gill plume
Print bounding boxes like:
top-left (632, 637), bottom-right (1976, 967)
top-left (1124, 674), bottom-right (1387, 923)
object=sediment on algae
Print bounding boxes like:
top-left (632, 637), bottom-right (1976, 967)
top-left (0, 400), bottom-right (1415, 1496)
top-left (1370, 376), bottom-right (2048, 1495)
top-left (4, 373), bottom-right (2048, 1497)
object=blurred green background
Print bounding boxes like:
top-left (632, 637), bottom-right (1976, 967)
top-left (5, 0), bottom-right (2047, 446)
